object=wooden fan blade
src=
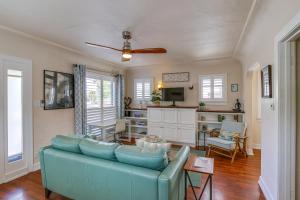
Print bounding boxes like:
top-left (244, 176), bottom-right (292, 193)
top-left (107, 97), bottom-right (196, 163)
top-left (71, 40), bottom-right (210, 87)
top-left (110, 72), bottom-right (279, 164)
top-left (130, 48), bottom-right (167, 54)
top-left (85, 42), bottom-right (122, 52)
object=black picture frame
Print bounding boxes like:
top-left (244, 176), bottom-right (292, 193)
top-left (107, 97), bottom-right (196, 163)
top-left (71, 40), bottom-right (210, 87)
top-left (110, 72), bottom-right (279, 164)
top-left (231, 84), bottom-right (238, 92)
top-left (261, 65), bottom-right (272, 98)
top-left (43, 70), bottom-right (74, 110)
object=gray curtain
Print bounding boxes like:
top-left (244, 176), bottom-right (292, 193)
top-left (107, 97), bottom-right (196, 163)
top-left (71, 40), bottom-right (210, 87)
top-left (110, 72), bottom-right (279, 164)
top-left (74, 64), bottom-right (87, 135)
top-left (115, 74), bottom-right (125, 119)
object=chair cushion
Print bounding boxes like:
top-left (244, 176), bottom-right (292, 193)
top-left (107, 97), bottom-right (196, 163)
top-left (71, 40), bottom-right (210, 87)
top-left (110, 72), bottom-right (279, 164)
top-left (207, 137), bottom-right (235, 150)
top-left (218, 131), bottom-right (239, 141)
top-left (51, 135), bottom-right (82, 153)
top-left (221, 121), bottom-right (245, 137)
top-left (115, 145), bottom-right (168, 171)
top-left (79, 138), bottom-right (119, 161)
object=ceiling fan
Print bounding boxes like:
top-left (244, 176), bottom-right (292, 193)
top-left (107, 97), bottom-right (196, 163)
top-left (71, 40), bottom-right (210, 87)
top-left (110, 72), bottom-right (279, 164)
top-left (85, 31), bottom-right (167, 62)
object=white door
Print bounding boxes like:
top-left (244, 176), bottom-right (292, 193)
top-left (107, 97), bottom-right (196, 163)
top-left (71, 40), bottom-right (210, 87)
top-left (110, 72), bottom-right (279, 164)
top-left (0, 56), bottom-right (33, 183)
top-left (163, 109), bottom-right (177, 124)
top-left (177, 126), bottom-right (195, 145)
top-left (178, 109), bottom-right (196, 125)
top-left (148, 108), bottom-right (163, 123)
top-left (162, 125), bottom-right (177, 141)
top-left (148, 123), bottom-right (163, 137)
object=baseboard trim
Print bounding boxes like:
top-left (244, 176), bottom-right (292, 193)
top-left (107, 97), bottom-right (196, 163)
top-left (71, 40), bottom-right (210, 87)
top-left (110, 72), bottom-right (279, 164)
top-left (32, 162), bottom-right (40, 171)
top-left (247, 148), bottom-right (254, 156)
top-left (258, 176), bottom-right (274, 200)
top-left (253, 144), bottom-right (261, 149)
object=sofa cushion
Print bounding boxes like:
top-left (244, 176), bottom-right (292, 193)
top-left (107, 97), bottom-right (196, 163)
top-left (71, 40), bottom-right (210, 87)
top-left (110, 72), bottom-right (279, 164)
top-left (115, 145), bottom-right (168, 171)
top-left (51, 135), bottom-right (82, 153)
top-left (79, 138), bottom-right (119, 161)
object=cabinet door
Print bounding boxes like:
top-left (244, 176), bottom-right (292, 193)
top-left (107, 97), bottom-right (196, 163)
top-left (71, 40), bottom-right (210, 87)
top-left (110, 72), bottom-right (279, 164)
top-left (148, 123), bottom-right (163, 138)
top-left (163, 109), bottom-right (177, 124)
top-left (177, 127), bottom-right (195, 145)
top-left (178, 109), bottom-right (196, 125)
top-left (148, 108), bottom-right (163, 123)
top-left (162, 125), bottom-right (177, 141)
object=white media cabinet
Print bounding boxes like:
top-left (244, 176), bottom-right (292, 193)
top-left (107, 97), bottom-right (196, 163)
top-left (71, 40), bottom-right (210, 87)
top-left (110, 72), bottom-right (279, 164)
top-left (147, 106), bottom-right (197, 146)
top-left (124, 106), bottom-right (245, 147)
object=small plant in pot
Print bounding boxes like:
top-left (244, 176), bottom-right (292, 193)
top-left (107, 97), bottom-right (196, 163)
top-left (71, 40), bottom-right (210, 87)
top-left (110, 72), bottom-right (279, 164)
top-left (199, 101), bottom-right (206, 111)
top-left (151, 89), bottom-right (162, 105)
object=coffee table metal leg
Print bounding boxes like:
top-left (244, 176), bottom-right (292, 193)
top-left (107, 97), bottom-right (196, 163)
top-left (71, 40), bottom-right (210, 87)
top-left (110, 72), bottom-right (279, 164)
top-left (210, 175), bottom-right (212, 200)
top-left (186, 172), bottom-right (197, 199)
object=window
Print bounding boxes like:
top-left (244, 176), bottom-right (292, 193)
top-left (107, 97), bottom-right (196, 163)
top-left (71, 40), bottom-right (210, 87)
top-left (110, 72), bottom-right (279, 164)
top-left (134, 79), bottom-right (153, 101)
top-left (86, 71), bottom-right (116, 129)
top-left (199, 74), bottom-right (227, 103)
top-left (7, 69), bottom-right (23, 163)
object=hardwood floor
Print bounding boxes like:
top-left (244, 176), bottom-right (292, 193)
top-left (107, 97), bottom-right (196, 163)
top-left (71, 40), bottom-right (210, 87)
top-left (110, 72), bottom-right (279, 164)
top-left (0, 149), bottom-right (265, 200)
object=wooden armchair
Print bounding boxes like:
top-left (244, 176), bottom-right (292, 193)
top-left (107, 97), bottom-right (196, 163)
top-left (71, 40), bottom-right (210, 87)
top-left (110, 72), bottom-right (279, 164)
top-left (207, 121), bottom-right (247, 164)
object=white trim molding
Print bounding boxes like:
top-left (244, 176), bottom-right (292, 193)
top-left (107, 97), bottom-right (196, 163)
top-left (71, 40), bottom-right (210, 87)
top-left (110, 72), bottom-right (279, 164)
top-left (259, 176), bottom-right (274, 200)
top-left (252, 144), bottom-right (261, 149)
top-left (274, 10), bottom-right (300, 200)
top-left (32, 162), bottom-right (40, 171)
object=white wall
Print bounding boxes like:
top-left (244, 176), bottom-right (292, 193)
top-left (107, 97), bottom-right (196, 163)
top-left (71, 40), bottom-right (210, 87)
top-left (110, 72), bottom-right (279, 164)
top-left (125, 58), bottom-right (243, 110)
top-left (0, 27), bottom-right (123, 164)
top-left (236, 0), bottom-right (300, 199)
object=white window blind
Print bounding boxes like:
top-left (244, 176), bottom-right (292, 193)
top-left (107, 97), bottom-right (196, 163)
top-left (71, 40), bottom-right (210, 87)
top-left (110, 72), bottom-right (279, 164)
top-left (134, 79), bottom-right (153, 101)
top-left (86, 71), bottom-right (116, 130)
top-left (199, 74), bottom-right (227, 103)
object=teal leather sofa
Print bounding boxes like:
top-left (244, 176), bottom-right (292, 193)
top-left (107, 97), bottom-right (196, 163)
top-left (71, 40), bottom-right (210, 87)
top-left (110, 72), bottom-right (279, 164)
top-left (40, 136), bottom-right (190, 200)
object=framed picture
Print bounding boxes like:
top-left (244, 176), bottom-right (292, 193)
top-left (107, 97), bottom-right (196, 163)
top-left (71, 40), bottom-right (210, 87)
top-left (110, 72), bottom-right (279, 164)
top-left (44, 70), bottom-right (74, 110)
top-left (261, 65), bottom-right (272, 98)
top-left (162, 72), bottom-right (189, 82)
top-left (231, 84), bottom-right (238, 92)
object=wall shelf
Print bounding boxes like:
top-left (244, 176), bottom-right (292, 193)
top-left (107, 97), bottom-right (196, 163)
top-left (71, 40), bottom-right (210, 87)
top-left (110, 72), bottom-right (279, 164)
top-left (197, 120), bottom-right (222, 124)
top-left (124, 108), bottom-right (148, 139)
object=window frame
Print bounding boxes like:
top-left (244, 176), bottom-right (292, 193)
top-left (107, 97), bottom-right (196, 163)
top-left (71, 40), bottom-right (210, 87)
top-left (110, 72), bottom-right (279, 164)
top-left (198, 74), bottom-right (227, 104)
top-left (133, 78), bottom-right (153, 101)
top-left (86, 70), bottom-right (116, 123)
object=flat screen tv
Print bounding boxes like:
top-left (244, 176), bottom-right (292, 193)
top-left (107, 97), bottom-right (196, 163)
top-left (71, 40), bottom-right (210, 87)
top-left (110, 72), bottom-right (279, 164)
top-left (161, 87), bottom-right (184, 106)
top-left (44, 70), bottom-right (74, 110)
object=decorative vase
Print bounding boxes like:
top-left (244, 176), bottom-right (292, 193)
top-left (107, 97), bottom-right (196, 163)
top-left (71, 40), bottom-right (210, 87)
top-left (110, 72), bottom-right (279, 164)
top-left (199, 106), bottom-right (205, 111)
top-left (154, 101), bottom-right (160, 105)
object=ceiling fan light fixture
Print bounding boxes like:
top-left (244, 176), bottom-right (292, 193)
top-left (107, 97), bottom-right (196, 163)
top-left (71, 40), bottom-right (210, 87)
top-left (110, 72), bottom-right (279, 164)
top-left (122, 49), bottom-right (132, 59)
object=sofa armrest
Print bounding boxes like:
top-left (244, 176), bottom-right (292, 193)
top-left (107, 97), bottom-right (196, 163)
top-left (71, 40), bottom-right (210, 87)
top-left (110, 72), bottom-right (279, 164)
top-left (158, 146), bottom-right (190, 200)
top-left (39, 145), bottom-right (52, 188)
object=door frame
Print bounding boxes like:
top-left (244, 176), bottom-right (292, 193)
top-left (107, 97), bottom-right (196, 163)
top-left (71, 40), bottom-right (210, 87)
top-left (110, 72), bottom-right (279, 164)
top-left (0, 54), bottom-right (33, 184)
top-left (275, 11), bottom-right (300, 200)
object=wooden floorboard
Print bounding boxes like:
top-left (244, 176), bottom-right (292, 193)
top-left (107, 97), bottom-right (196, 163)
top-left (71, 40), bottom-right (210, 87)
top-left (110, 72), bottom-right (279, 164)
top-left (0, 149), bottom-right (265, 200)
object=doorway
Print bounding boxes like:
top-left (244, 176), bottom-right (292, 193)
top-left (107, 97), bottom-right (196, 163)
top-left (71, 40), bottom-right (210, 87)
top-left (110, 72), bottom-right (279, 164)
top-left (275, 12), bottom-right (300, 200)
top-left (0, 55), bottom-right (33, 183)
top-left (296, 38), bottom-right (300, 200)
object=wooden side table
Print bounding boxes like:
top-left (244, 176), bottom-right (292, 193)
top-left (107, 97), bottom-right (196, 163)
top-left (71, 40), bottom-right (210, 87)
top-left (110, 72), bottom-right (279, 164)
top-left (184, 154), bottom-right (214, 200)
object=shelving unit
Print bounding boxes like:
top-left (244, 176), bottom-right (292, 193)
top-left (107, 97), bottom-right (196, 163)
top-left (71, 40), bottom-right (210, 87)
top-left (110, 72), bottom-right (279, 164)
top-left (124, 108), bottom-right (148, 138)
top-left (197, 110), bottom-right (245, 147)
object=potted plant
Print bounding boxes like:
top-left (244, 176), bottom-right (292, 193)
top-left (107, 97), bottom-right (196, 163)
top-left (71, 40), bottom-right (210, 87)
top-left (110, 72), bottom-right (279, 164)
top-left (199, 101), bottom-right (206, 111)
top-left (151, 89), bottom-right (162, 105)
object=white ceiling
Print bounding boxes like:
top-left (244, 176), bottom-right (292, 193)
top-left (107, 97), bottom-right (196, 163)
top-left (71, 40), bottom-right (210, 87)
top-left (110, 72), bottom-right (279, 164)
top-left (0, 0), bottom-right (253, 67)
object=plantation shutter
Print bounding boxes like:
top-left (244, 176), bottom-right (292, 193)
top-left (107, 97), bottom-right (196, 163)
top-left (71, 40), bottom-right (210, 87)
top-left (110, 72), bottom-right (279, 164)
top-left (86, 71), bottom-right (116, 135)
top-left (134, 79), bottom-right (153, 101)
